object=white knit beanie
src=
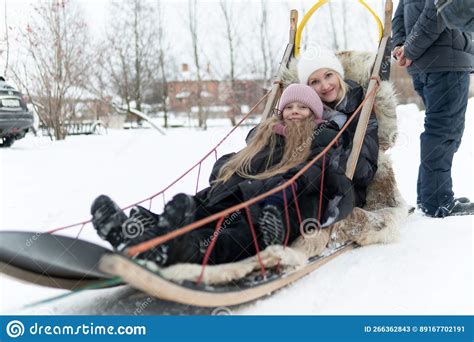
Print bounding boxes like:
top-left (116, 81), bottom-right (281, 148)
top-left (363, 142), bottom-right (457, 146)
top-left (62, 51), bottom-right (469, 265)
top-left (297, 47), bottom-right (345, 85)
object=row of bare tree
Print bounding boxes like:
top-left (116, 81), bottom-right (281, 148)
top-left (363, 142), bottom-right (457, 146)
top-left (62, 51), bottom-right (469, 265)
top-left (0, 0), bottom-right (383, 139)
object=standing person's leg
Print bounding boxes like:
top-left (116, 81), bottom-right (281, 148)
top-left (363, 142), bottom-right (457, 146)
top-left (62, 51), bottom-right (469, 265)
top-left (411, 74), bottom-right (427, 208)
top-left (417, 71), bottom-right (469, 216)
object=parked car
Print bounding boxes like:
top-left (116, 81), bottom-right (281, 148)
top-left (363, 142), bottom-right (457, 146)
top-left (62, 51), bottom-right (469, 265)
top-left (0, 77), bottom-right (34, 147)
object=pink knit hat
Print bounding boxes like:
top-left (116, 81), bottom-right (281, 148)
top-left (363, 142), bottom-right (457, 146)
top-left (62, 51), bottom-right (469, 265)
top-left (277, 84), bottom-right (323, 119)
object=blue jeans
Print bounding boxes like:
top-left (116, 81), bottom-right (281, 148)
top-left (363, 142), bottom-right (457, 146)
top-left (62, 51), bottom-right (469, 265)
top-left (412, 71), bottom-right (470, 215)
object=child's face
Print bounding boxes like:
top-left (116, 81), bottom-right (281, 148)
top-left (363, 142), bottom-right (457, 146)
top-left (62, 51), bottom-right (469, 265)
top-left (282, 102), bottom-right (313, 122)
top-left (307, 68), bottom-right (340, 103)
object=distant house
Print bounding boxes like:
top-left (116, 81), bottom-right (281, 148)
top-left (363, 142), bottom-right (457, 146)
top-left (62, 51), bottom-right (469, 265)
top-left (167, 63), bottom-right (266, 117)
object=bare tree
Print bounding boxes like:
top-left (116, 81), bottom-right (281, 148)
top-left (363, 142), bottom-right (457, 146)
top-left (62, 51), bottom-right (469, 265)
top-left (187, 0), bottom-right (206, 129)
top-left (1, 0), bottom-right (10, 76)
top-left (259, 0), bottom-right (269, 86)
top-left (104, 0), bottom-right (158, 113)
top-left (299, 1), bottom-right (310, 53)
top-left (259, 0), bottom-right (277, 88)
top-left (11, 0), bottom-right (90, 140)
top-left (220, 0), bottom-right (240, 126)
top-left (155, 1), bottom-right (170, 128)
top-left (87, 44), bottom-right (114, 121)
top-left (328, 2), bottom-right (340, 51)
top-left (342, 1), bottom-right (348, 50)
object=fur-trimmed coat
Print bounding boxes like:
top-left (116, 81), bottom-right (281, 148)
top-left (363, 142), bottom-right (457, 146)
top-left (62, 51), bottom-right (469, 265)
top-left (279, 51), bottom-right (407, 248)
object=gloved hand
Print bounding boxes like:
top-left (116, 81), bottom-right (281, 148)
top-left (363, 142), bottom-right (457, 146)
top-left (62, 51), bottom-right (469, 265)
top-left (325, 145), bottom-right (352, 196)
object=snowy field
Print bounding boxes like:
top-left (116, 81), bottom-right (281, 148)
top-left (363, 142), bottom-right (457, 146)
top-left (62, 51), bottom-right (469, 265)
top-left (0, 101), bottom-right (472, 315)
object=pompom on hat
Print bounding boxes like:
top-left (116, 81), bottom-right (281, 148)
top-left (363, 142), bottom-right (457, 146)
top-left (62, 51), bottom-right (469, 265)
top-left (277, 84), bottom-right (324, 119)
top-left (297, 47), bottom-right (345, 85)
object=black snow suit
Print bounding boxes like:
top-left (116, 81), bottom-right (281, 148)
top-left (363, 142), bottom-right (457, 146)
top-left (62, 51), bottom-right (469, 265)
top-left (165, 121), bottom-right (355, 265)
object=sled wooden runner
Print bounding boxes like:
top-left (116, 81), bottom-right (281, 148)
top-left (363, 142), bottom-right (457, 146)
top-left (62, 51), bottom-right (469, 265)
top-left (99, 242), bottom-right (356, 307)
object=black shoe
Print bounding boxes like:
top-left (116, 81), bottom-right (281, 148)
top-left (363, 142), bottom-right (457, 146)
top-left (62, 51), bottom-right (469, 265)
top-left (91, 195), bottom-right (127, 248)
top-left (119, 206), bottom-right (176, 266)
top-left (160, 193), bottom-right (196, 230)
top-left (125, 194), bottom-right (196, 266)
top-left (257, 204), bottom-right (286, 249)
top-left (447, 200), bottom-right (474, 217)
top-left (135, 240), bottom-right (173, 266)
top-left (119, 205), bottom-right (163, 251)
top-left (432, 198), bottom-right (474, 218)
top-left (417, 197), bottom-right (470, 215)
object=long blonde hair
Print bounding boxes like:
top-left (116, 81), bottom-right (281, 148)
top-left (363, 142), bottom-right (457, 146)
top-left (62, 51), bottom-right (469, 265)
top-left (212, 116), bottom-right (318, 186)
top-left (333, 71), bottom-right (349, 107)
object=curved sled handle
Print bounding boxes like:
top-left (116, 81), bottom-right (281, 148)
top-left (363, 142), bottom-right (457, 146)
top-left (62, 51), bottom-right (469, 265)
top-left (294, 0), bottom-right (383, 57)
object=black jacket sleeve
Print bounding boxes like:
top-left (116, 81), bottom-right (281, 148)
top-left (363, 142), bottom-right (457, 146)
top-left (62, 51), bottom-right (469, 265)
top-left (392, 0), bottom-right (406, 47)
top-left (209, 152), bottom-right (236, 185)
top-left (209, 124), bottom-right (258, 184)
top-left (403, 0), bottom-right (446, 61)
top-left (351, 114), bottom-right (379, 188)
top-left (245, 126), bottom-right (258, 145)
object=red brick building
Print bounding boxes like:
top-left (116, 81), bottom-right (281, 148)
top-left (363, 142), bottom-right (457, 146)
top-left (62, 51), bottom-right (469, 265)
top-left (167, 64), bottom-right (266, 117)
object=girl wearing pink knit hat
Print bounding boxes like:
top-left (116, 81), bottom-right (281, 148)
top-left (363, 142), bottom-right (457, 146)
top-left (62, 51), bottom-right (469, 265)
top-left (91, 84), bottom-right (354, 267)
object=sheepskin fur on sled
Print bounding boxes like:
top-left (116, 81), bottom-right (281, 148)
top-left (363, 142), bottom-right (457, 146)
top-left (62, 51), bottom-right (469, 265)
top-left (152, 51), bottom-right (407, 285)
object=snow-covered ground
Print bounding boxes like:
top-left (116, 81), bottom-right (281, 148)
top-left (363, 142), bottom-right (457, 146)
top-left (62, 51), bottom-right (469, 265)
top-left (0, 101), bottom-right (472, 315)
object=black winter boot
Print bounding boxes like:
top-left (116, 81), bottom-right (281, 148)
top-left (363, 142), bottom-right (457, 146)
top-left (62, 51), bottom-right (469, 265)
top-left (432, 198), bottom-right (474, 218)
top-left (257, 204), bottom-right (286, 249)
top-left (160, 193), bottom-right (197, 230)
top-left (114, 205), bottom-right (175, 266)
top-left (91, 195), bottom-right (128, 248)
top-left (449, 200), bottom-right (474, 216)
top-left (124, 194), bottom-right (197, 266)
top-left (91, 195), bottom-right (164, 250)
top-left (119, 205), bottom-right (163, 251)
top-left (417, 196), bottom-right (469, 213)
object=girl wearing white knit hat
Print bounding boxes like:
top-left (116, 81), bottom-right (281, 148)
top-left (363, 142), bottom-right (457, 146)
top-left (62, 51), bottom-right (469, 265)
top-left (297, 47), bottom-right (380, 209)
top-left (297, 48), bottom-right (347, 106)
